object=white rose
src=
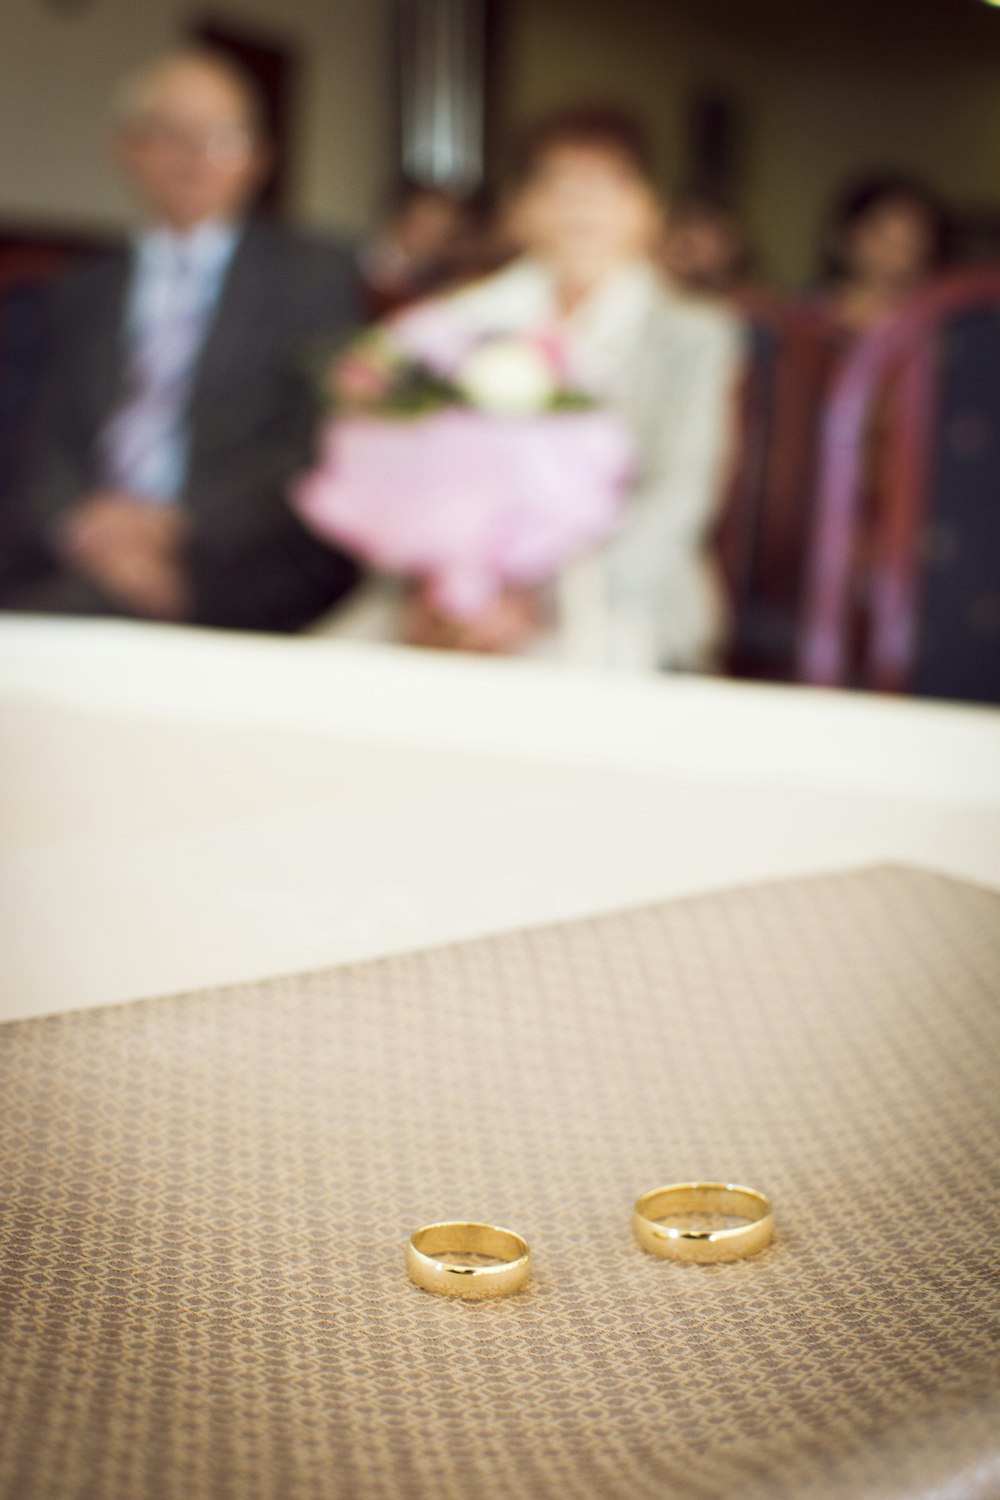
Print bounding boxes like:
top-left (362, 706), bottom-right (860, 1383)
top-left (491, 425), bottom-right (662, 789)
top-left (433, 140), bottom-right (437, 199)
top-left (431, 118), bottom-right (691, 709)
top-left (456, 338), bottom-right (557, 415)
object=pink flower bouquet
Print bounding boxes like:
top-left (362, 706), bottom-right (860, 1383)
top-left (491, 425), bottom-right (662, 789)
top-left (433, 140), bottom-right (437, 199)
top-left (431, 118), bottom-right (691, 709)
top-left (291, 307), bottom-right (635, 619)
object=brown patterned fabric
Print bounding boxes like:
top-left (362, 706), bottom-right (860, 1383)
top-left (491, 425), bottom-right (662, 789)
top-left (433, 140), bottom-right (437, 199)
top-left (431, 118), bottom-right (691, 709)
top-left (1, 866), bottom-right (999, 1500)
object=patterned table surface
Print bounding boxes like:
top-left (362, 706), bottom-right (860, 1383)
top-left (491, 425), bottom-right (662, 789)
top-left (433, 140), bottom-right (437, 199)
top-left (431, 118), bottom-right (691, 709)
top-left (2, 865), bottom-right (998, 1499)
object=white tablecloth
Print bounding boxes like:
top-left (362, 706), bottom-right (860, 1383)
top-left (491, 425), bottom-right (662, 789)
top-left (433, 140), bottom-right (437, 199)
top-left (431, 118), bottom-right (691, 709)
top-left (2, 616), bottom-right (998, 1024)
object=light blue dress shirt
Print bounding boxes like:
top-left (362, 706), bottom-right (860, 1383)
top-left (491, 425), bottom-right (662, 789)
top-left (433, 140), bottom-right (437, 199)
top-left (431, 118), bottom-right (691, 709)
top-left (122, 219), bottom-right (242, 503)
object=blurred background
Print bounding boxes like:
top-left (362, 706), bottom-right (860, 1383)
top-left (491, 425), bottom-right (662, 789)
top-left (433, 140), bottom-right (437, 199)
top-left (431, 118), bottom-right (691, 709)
top-left (2, 0), bottom-right (999, 702)
top-left (4, 0), bottom-right (1000, 273)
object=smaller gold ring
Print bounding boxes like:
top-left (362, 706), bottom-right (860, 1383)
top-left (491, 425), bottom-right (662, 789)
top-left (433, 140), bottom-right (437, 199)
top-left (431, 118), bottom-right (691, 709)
top-left (633, 1182), bottom-right (773, 1263)
top-left (406, 1221), bottom-right (532, 1299)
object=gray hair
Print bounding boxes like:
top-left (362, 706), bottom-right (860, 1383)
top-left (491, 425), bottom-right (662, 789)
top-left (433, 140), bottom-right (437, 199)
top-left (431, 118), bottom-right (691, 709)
top-left (110, 46), bottom-right (265, 135)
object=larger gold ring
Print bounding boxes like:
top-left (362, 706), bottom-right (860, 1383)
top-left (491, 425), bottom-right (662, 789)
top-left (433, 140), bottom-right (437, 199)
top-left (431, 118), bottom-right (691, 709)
top-left (633, 1182), bottom-right (774, 1263)
top-left (406, 1221), bottom-right (532, 1299)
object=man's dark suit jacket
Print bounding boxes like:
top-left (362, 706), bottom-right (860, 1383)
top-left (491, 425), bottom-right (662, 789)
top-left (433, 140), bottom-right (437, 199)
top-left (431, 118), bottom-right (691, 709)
top-left (2, 219), bottom-right (361, 632)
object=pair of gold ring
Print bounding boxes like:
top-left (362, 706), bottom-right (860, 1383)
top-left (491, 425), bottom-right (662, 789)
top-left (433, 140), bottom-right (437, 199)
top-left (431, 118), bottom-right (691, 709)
top-left (407, 1181), bottom-right (774, 1300)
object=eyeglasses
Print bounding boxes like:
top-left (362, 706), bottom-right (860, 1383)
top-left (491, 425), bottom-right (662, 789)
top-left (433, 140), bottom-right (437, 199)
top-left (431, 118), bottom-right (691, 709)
top-left (129, 116), bottom-right (256, 163)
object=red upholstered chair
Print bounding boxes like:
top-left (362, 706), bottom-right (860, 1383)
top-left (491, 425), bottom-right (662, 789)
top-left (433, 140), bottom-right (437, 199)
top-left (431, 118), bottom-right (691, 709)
top-left (715, 289), bottom-right (839, 680)
top-left (799, 267), bottom-right (1000, 704)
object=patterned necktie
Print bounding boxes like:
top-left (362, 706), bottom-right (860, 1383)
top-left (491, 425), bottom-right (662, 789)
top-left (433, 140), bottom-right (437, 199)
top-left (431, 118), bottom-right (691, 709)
top-left (99, 245), bottom-right (208, 504)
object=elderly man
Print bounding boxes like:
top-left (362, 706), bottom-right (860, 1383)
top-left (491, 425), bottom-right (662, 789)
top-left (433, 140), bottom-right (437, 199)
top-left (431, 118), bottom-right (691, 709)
top-left (1, 48), bottom-right (359, 630)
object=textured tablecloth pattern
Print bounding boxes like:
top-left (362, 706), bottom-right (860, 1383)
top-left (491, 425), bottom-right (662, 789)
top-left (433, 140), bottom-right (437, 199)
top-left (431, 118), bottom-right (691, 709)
top-left (1, 866), bottom-right (998, 1499)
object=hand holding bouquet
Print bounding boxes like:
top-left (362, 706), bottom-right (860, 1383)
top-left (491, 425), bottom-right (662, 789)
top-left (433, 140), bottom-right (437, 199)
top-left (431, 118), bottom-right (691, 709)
top-left (291, 304), bottom-right (635, 622)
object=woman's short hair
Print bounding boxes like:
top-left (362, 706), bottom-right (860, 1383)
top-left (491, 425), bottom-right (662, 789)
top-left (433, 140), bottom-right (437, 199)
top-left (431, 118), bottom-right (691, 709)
top-left (509, 105), bottom-right (656, 186)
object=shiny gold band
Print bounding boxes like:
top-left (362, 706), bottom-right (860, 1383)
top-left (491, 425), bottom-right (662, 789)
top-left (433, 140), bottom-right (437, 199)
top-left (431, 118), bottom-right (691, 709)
top-left (633, 1182), bottom-right (774, 1263)
top-left (406, 1221), bottom-right (532, 1299)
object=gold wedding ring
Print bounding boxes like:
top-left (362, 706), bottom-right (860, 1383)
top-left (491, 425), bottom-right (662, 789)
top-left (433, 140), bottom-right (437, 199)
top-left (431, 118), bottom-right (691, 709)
top-left (406, 1221), bottom-right (532, 1299)
top-left (633, 1182), bottom-right (774, 1263)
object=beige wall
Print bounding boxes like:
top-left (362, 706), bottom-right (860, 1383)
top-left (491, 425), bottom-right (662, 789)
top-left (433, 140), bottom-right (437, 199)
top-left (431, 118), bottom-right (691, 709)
top-left (748, 56), bottom-right (1000, 284)
top-left (499, 0), bottom-right (1000, 285)
top-left (0, 0), bottom-right (392, 237)
top-left (497, 0), bottom-right (754, 191)
top-left (2, 0), bottom-right (998, 283)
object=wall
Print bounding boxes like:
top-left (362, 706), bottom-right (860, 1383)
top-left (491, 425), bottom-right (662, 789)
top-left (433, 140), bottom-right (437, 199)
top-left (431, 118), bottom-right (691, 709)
top-left (498, 0), bottom-right (1000, 285)
top-left (0, 0), bottom-right (392, 236)
top-left (749, 54), bottom-right (1000, 284)
top-left (496, 0), bottom-right (757, 193)
top-left (4, 0), bottom-right (1000, 282)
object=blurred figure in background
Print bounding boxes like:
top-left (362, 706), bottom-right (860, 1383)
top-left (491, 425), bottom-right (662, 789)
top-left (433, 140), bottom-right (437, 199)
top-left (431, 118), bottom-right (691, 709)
top-left (0, 48), bottom-right (360, 631)
top-left (662, 189), bottom-right (756, 299)
top-left (433, 186), bottom-right (518, 289)
top-left (359, 180), bottom-right (478, 318)
top-left (818, 175), bottom-right (948, 341)
top-left (344, 106), bottom-right (741, 671)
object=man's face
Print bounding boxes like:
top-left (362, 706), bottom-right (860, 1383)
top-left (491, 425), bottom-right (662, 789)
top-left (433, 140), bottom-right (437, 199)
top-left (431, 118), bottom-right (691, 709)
top-left (511, 144), bottom-right (660, 272)
top-left (664, 211), bottom-right (742, 291)
top-left (114, 61), bottom-right (268, 230)
top-left (395, 194), bottom-right (465, 264)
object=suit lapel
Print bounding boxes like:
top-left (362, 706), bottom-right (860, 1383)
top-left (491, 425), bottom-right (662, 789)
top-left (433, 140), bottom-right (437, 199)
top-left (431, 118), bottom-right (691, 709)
top-left (188, 221), bottom-right (270, 421)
